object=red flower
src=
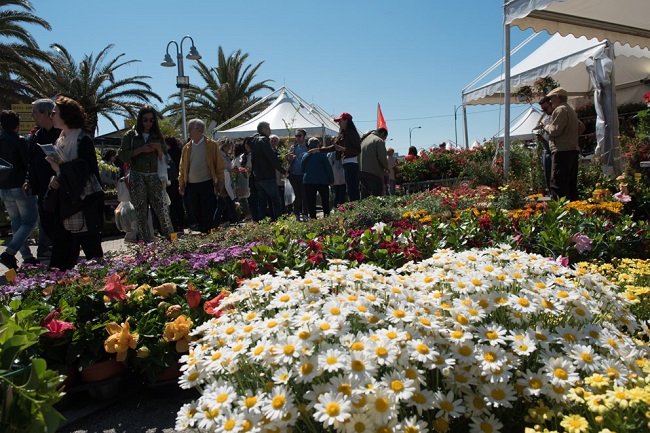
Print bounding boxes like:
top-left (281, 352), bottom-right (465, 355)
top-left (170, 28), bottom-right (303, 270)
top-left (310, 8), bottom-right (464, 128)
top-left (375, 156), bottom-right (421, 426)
top-left (186, 282), bottom-right (202, 309)
top-left (307, 240), bottom-right (324, 251)
top-left (349, 252), bottom-right (365, 264)
top-left (644, 91), bottom-right (650, 103)
top-left (308, 253), bottom-right (323, 264)
top-left (204, 290), bottom-right (231, 316)
top-left (239, 259), bottom-right (258, 277)
top-left (104, 273), bottom-right (128, 302)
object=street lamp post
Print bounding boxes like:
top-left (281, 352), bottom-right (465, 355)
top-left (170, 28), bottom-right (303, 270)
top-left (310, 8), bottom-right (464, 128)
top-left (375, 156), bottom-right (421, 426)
top-left (161, 36), bottom-right (202, 141)
top-left (409, 126), bottom-right (421, 148)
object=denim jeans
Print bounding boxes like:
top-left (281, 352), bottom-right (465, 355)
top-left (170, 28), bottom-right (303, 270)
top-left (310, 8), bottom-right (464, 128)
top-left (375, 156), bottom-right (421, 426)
top-left (256, 178), bottom-right (283, 221)
top-left (0, 188), bottom-right (37, 259)
top-left (343, 163), bottom-right (360, 201)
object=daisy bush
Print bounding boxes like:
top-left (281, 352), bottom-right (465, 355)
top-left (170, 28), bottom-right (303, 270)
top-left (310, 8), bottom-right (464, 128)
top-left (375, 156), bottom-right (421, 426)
top-left (176, 246), bottom-right (649, 433)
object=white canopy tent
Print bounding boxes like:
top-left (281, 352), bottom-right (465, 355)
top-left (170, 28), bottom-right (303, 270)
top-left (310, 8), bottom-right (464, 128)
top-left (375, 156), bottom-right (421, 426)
top-left (496, 106), bottom-right (543, 140)
top-left (463, 34), bottom-right (650, 107)
top-left (499, 0), bottom-right (650, 176)
top-left (214, 86), bottom-right (339, 139)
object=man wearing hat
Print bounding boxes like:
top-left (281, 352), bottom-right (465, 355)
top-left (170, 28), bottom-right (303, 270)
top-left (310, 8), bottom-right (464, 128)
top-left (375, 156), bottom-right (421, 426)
top-left (542, 87), bottom-right (585, 201)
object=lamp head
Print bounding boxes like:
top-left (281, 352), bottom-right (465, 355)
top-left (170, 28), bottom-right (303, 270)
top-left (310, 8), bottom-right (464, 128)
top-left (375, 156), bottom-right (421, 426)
top-left (161, 53), bottom-right (176, 67)
top-left (186, 46), bottom-right (202, 61)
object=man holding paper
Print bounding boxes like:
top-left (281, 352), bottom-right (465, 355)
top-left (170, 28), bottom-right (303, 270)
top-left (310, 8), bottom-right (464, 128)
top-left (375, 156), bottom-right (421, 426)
top-left (23, 98), bottom-right (59, 264)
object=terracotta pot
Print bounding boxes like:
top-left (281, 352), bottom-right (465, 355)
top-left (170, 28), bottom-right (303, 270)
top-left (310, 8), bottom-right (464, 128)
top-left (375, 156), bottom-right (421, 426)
top-left (80, 358), bottom-right (126, 383)
top-left (156, 362), bottom-right (182, 382)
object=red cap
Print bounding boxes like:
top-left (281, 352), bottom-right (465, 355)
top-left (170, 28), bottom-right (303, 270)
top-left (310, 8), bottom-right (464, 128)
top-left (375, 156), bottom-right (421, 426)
top-left (333, 112), bottom-right (352, 122)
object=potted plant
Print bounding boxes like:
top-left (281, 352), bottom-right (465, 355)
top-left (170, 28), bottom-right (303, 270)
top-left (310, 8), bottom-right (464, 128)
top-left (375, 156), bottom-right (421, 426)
top-left (513, 85), bottom-right (533, 102)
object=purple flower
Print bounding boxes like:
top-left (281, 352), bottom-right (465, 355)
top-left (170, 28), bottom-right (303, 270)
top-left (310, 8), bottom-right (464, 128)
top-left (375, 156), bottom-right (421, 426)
top-left (555, 256), bottom-right (569, 267)
top-left (572, 234), bottom-right (593, 253)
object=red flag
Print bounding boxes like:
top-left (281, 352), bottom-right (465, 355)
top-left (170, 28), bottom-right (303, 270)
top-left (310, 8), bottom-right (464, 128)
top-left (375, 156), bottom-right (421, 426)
top-left (377, 103), bottom-right (387, 130)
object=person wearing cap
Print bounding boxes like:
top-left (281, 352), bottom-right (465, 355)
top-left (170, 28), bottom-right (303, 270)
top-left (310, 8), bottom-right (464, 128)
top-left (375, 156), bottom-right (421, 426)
top-left (358, 127), bottom-right (389, 198)
top-left (315, 112), bottom-right (361, 201)
top-left (543, 87), bottom-right (585, 201)
top-left (534, 96), bottom-right (554, 194)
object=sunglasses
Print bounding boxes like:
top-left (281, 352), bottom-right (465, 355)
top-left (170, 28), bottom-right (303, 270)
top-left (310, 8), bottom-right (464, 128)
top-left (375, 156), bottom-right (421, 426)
top-left (142, 117), bottom-right (155, 123)
top-left (295, 134), bottom-right (303, 138)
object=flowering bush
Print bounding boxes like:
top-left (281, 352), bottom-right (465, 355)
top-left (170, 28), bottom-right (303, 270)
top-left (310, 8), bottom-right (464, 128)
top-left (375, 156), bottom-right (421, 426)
top-left (176, 247), bottom-right (648, 433)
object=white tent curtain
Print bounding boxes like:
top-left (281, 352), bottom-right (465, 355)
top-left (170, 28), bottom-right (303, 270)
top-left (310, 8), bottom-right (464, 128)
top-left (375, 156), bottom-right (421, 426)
top-left (585, 43), bottom-right (620, 173)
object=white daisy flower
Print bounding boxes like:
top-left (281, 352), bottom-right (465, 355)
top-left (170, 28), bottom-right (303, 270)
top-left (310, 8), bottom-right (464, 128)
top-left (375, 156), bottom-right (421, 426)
top-left (432, 390), bottom-right (465, 419)
top-left (261, 385), bottom-right (294, 421)
top-left (366, 388), bottom-right (397, 425)
top-left (365, 337), bottom-right (400, 366)
top-left (469, 414), bottom-right (504, 433)
top-left (569, 344), bottom-right (601, 373)
top-left (313, 391), bottom-right (352, 427)
top-left (318, 347), bottom-right (350, 373)
top-left (381, 371), bottom-right (415, 402)
top-left (343, 412), bottom-right (376, 433)
top-left (480, 381), bottom-right (517, 408)
top-left (543, 356), bottom-right (580, 388)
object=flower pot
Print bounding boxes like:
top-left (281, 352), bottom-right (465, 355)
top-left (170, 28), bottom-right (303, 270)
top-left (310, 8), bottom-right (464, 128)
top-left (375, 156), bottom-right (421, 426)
top-left (80, 358), bottom-right (126, 383)
top-left (156, 362), bottom-right (182, 382)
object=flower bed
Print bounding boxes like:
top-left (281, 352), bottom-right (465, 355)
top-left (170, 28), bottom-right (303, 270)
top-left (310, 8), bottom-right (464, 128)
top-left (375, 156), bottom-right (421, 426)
top-left (176, 248), bottom-right (649, 432)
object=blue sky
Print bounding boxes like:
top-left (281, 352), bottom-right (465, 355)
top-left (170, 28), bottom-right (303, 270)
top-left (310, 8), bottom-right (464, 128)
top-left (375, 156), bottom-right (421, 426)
top-left (27, 0), bottom-right (545, 155)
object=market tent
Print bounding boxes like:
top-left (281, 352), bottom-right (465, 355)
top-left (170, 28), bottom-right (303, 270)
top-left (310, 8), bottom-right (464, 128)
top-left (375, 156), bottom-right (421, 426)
top-left (496, 106), bottom-right (543, 141)
top-left (463, 33), bottom-right (650, 106)
top-left (214, 86), bottom-right (339, 139)
top-left (505, 0), bottom-right (650, 50)
top-left (500, 0), bottom-right (650, 175)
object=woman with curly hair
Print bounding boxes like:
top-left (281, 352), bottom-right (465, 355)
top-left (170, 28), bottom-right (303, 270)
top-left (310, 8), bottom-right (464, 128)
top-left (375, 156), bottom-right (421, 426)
top-left (45, 96), bottom-right (104, 270)
top-left (118, 106), bottom-right (173, 242)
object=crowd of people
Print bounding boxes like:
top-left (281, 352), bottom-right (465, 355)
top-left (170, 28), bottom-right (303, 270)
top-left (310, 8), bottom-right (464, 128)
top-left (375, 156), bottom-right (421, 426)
top-left (0, 101), bottom-right (397, 272)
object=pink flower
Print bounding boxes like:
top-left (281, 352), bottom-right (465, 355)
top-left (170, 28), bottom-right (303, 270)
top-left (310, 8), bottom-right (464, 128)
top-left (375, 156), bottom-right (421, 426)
top-left (613, 192), bottom-right (631, 203)
top-left (556, 256), bottom-right (569, 267)
top-left (644, 91), bottom-right (650, 103)
top-left (41, 311), bottom-right (76, 339)
top-left (572, 234), bottom-right (593, 253)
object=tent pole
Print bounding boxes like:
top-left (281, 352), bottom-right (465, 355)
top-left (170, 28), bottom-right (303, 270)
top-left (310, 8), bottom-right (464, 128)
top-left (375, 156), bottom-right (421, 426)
top-left (504, 19), bottom-right (511, 181)
top-left (463, 105), bottom-right (469, 149)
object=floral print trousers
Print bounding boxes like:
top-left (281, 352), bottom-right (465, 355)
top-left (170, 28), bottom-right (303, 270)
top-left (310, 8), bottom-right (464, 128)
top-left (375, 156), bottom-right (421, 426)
top-left (129, 171), bottom-right (173, 241)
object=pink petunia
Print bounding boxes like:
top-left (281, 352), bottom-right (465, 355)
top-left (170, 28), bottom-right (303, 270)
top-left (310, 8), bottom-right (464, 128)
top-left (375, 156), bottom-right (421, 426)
top-left (613, 192), bottom-right (631, 203)
top-left (572, 234), bottom-right (593, 253)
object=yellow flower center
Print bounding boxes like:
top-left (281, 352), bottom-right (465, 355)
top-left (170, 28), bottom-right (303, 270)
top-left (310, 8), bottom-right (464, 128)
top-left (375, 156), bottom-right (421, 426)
top-left (390, 380), bottom-right (404, 392)
top-left (325, 402), bottom-right (340, 417)
top-left (375, 397), bottom-right (390, 413)
top-left (271, 395), bottom-right (285, 409)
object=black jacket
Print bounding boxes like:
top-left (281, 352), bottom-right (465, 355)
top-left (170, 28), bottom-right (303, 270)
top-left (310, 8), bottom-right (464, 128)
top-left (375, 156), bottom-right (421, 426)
top-left (251, 134), bottom-right (286, 180)
top-left (0, 130), bottom-right (29, 189)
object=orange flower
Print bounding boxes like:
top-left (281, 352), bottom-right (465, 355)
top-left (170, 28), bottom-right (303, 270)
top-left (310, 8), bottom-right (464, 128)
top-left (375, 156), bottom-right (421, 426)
top-left (204, 290), bottom-right (231, 316)
top-left (152, 282), bottom-right (177, 298)
top-left (163, 315), bottom-right (193, 352)
top-left (104, 321), bottom-right (139, 362)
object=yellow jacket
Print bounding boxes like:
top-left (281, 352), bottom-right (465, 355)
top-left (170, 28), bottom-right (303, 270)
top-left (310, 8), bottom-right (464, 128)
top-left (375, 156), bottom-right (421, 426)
top-left (178, 136), bottom-right (225, 187)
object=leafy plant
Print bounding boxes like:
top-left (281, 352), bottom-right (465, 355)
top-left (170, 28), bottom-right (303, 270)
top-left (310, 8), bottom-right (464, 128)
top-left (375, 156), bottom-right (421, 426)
top-left (0, 304), bottom-right (64, 433)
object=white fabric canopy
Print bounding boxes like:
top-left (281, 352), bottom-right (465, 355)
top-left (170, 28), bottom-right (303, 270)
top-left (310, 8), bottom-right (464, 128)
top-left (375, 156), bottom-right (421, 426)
top-left (496, 106), bottom-right (543, 140)
top-left (215, 87), bottom-right (339, 139)
top-left (501, 0), bottom-right (650, 174)
top-left (463, 33), bottom-right (650, 106)
top-left (505, 0), bottom-right (650, 50)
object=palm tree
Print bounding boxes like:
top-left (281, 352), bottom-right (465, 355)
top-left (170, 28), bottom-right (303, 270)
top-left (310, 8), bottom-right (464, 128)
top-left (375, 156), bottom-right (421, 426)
top-left (35, 43), bottom-right (162, 136)
top-left (164, 46), bottom-right (274, 130)
top-left (0, 0), bottom-right (51, 106)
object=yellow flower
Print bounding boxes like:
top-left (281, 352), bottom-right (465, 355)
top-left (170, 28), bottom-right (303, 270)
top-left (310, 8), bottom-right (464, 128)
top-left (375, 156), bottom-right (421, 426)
top-left (560, 414), bottom-right (589, 433)
top-left (104, 320), bottom-right (139, 362)
top-left (152, 282), bottom-right (177, 298)
top-left (163, 314), bottom-right (193, 352)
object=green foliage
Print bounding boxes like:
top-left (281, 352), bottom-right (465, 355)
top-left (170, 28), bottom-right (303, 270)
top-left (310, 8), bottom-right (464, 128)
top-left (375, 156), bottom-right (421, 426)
top-left (0, 304), bottom-right (64, 433)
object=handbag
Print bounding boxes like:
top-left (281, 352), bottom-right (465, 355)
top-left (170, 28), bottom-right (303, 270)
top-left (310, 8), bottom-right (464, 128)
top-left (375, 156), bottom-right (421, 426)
top-left (63, 210), bottom-right (87, 233)
top-left (81, 174), bottom-right (104, 199)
